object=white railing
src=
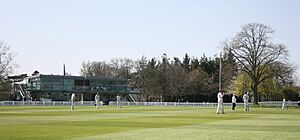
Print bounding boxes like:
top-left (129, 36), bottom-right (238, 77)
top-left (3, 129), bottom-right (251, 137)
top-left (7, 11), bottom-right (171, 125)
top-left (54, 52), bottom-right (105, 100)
top-left (109, 101), bottom-right (247, 107)
top-left (0, 101), bottom-right (96, 106)
top-left (1, 101), bottom-right (298, 107)
top-left (128, 94), bottom-right (136, 102)
top-left (259, 101), bottom-right (299, 107)
top-left (0, 101), bottom-right (244, 107)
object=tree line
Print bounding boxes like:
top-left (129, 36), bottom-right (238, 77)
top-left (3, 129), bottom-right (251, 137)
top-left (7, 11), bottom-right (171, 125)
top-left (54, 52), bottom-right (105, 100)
top-left (80, 23), bottom-right (299, 103)
top-left (81, 53), bottom-right (237, 102)
top-left (80, 50), bottom-right (297, 103)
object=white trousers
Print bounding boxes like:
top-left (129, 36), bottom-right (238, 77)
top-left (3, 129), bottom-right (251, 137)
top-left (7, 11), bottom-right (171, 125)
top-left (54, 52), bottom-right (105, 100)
top-left (282, 103), bottom-right (285, 110)
top-left (71, 101), bottom-right (74, 110)
top-left (117, 101), bottom-right (121, 108)
top-left (216, 102), bottom-right (224, 114)
top-left (96, 101), bottom-right (99, 109)
top-left (244, 101), bottom-right (249, 111)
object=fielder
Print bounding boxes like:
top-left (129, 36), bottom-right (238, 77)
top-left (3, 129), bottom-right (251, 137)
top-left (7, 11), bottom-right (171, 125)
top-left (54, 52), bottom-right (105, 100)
top-left (232, 94), bottom-right (237, 110)
top-left (243, 92), bottom-right (250, 111)
top-left (71, 93), bottom-right (75, 110)
top-left (282, 97), bottom-right (286, 110)
top-left (116, 94), bottom-right (121, 108)
top-left (95, 93), bottom-right (100, 109)
top-left (216, 89), bottom-right (225, 114)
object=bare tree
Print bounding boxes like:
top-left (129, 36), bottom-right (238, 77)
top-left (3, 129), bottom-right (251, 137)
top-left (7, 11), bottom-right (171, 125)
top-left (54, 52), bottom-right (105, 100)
top-left (80, 58), bottom-right (134, 78)
top-left (119, 58), bottom-right (134, 78)
top-left (0, 41), bottom-right (17, 90)
top-left (80, 61), bottom-right (94, 76)
top-left (224, 23), bottom-right (288, 104)
top-left (166, 59), bottom-right (188, 102)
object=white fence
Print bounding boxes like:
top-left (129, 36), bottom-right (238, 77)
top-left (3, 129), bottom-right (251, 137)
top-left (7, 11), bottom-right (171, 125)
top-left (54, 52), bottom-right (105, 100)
top-left (0, 101), bottom-right (298, 107)
top-left (0, 101), bottom-right (245, 107)
top-left (0, 101), bottom-right (95, 106)
top-left (109, 102), bottom-right (247, 107)
top-left (258, 101), bottom-right (299, 107)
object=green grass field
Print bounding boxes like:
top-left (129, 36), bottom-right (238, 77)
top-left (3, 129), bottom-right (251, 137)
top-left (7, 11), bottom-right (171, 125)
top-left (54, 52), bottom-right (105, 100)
top-left (0, 106), bottom-right (299, 140)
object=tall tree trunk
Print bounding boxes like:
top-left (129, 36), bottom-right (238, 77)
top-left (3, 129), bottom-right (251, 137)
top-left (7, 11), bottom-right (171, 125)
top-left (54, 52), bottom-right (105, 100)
top-left (253, 82), bottom-right (259, 104)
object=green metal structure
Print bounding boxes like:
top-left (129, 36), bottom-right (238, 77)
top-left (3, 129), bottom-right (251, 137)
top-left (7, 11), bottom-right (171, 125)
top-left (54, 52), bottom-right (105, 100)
top-left (9, 72), bottom-right (137, 101)
top-left (24, 74), bottom-right (130, 101)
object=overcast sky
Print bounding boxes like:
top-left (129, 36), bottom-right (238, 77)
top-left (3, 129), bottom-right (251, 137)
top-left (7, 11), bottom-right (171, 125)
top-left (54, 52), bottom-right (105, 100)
top-left (1, 0), bottom-right (300, 80)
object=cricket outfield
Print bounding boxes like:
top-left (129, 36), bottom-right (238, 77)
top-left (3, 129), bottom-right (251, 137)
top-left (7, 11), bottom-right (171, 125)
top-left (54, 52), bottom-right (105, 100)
top-left (0, 106), bottom-right (299, 140)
